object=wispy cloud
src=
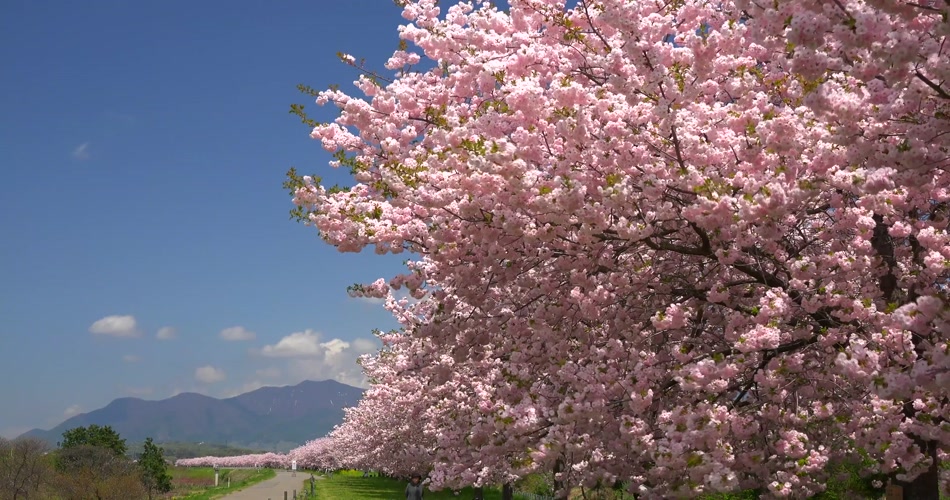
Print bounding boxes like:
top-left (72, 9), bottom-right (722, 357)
top-left (219, 326), bottom-right (255, 341)
top-left (121, 354), bottom-right (140, 363)
top-left (352, 296), bottom-right (385, 305)
top-left (124, 387), bottom-right (153, 397)
top-left (350, 288), bottom-right (417, 306)
top-left (71, 142), bottom-right (90, 160)
top-left (195, 365), bottom-right (226, 384)
top-left (222, 380), bottom-right (270, 398)
top-left (256, 367), bottom-right (281, 378)
top-left (63, 405), bottom-right (82, 418)
top-left (0, 426), bottom-right (31, 439)
top-left (156, 326), bottom-right (177, 340)
top-left (89, 315), bottom-right (140, 338)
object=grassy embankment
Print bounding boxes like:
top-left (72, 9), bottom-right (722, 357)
top-left (169, 466), bottom-right (275, 499)
top-left (301, 469), bottom-right (505, 499)
top-left (297, 465), bottom-right (950, 499)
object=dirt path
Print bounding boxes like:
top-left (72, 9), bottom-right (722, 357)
top-left (220, 470), bottom-right (317, 500)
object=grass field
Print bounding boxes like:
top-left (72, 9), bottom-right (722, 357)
top-left (169, 466), bottom-right (276, 499)
top-left (299, 470), bottom-right (762, 500)
top-left (302, 470), bottom-right (505, 499)
top-left (293, 468), bottom-right (949, 500)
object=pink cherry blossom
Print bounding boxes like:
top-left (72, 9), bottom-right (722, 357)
top-left (288, 0), bottom-right (949, 497)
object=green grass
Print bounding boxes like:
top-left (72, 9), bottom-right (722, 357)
top-left (294, 468), bottom-right (950, 500)
top-left (302, 470), bottom-right (504, 500)
top-left (170, 466), bottom-right (276, 499)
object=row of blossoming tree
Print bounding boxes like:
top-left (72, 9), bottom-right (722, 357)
top-left (261, 0), bottom-right (950, 497)
top-left (174, 439), bottom-right (337, 470)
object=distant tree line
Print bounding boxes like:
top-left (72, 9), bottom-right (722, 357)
top-left (0, 424), bottom-right (171, 499)
top-left (126, 441), bottom-right (262, 463)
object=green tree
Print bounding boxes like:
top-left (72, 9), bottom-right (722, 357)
top-left (137, 438), bottom-right (171, 499)
top-left (60, 425), bottom-right (127, 456)
top-left (54, 425), bottom-right (144, 498)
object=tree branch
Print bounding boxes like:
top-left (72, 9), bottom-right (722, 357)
top-left (916, 70), bottom-right (950, 99)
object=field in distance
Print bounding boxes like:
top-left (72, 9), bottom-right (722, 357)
top-left (171, 466), bottom-right (275, 499)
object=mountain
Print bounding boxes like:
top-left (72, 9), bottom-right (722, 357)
top-left (19, 379), bottom-right (364, 452)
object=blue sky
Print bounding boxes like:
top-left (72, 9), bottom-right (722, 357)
top-left (0, 0), bottom-right (414, 438)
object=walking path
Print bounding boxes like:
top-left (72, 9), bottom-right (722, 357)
top-left (220, 470), bottom-right (317, 500)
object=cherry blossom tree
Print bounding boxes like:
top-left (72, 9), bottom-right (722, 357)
top-left (289, 0), bottom-right (949, 497)
top-left (288, 437), bottom-right (333, 471)
top-left (326, 339), bottom-right (436, 477)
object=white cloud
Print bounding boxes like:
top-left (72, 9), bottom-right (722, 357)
top-left (258, 330), bottom-right (381, 388)
top-left (351, 338), bottom-right (378, 352)
top-left (195, 365), bottom-right (226, 384)
top-left (89, 315), bottom-right (139, 338)
top-left (64, 405), bottom-right (82, 418)
top-left (121, 354), bottom-right (140, 363)
top-left (286, 358), bottom-right (371, 388)
top-left (219, 326), bottom-right (255, 341)
top-left (259, 330), bottom-right (328, 358)
top-left (71, 142), bottom-right (90, 160)
top-left (156, 326), bottom-right (177, 340)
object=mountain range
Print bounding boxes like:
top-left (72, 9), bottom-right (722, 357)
top-left (19, 379), bottom-right (364, 452)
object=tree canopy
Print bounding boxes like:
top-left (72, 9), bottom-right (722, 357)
top-left (288, 0), bottom-right (948, 498)
top-left (60, 425), bottom-right (127, 457)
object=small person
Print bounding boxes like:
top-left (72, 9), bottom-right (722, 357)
top-left (405, 473), bottom-right (424, 500)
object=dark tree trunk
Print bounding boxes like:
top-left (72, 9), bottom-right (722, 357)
top-left (553, 457), bottom-right (568, 500)
top-left (502, 482), bottom-right (514, 500)
top-left (871, 215), bottom-right (940, 499)
top-left (895, 438), bottom-right (940, 500)
top-left (473, 485), bottom-right (484, 499)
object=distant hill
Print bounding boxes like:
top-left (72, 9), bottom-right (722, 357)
top-left (20, 379), bottom-right (364, 452)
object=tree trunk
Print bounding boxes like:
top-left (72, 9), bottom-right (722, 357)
top-left (502, 482), bottom-right (514, 500)
top-left (473, 485), bottom-right (484, 499)
top-left (553, 457), bottom-right (569, 500)
top-left (895, 438), bottom-right (940, 500)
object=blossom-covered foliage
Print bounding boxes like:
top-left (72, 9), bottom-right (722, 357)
top-left (288, 437), bottom-right (338, 471)
top-left (174, 440), bottom-right (341, 471)
top-left (174, 439), bottom-right (341, 473)
top-left (175, 452), bottom-right (288, 469)
top-left (324, 352), bottom-right (435, 478)
top-left (290, 0), bottom-right (949, 497)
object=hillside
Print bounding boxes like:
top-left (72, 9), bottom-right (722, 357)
top-left (20, 379), bottom-right (364, 452)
